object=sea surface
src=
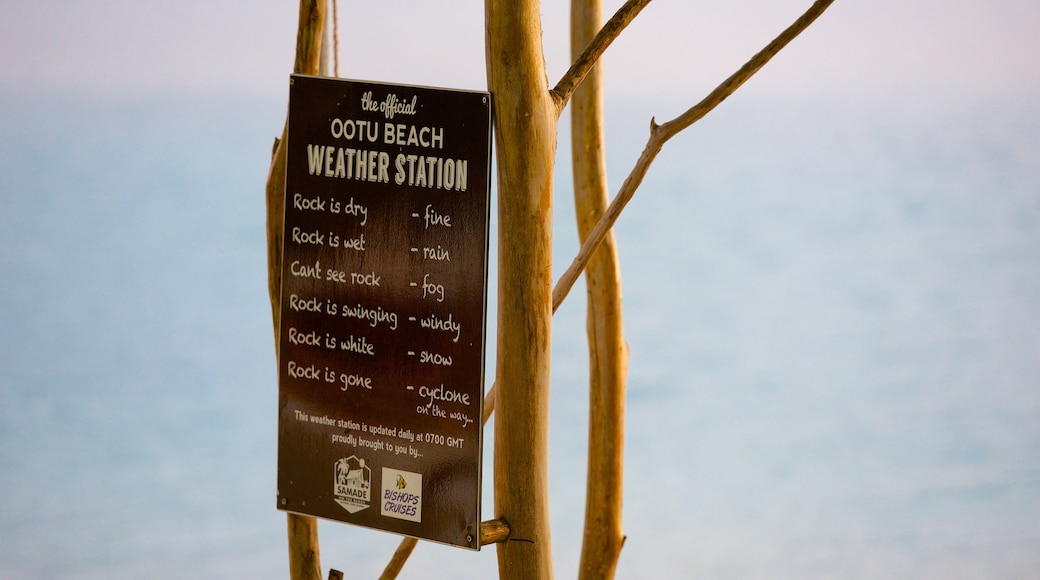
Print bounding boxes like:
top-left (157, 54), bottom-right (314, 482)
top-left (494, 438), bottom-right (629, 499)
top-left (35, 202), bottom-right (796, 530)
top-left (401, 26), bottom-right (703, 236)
top-left (1, 91), bottom-right (1038, 579)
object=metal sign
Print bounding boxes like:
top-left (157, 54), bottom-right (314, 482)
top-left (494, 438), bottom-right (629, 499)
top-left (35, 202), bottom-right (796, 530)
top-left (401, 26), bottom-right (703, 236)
top-left (277, 75), bottom-right (492, 550)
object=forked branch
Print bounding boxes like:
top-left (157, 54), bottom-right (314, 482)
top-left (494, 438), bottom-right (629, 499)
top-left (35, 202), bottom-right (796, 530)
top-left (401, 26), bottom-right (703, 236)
top-left (552, 0), bottom-right (836, 310)
top-left (551, 0), bottom-right (653, 113)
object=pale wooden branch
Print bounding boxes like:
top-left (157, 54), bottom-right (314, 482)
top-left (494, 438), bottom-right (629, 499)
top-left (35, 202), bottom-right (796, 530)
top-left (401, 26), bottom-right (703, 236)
top-left (266, 2), bottom-right (326, 580)
top-left (286, 502), bottom-right (323, 580)
top-left (332, 0), bottom-right (340, 77)
top-left (487, 2), bottom-right (558, 578)
top-left (377, 537), bottom-right (418, 580)
top-left (482, 379), bottom-right (497, 424)
top-left (552, 0), bottom-right (836, 312)
top-left (571, 1), bottom-right (629, 577)
top-left (267, 1), bottom-right (326, 342)
top-left (266, 125), bottom-right (288, 322)
top-left (378, 520), bottom-right (509, 580)
top-left (481, 518), bottom-right (512, 545)
top-left (318, 0), bottom-right (332, 76)
top-left (550, 0), bottom-right (652, 113)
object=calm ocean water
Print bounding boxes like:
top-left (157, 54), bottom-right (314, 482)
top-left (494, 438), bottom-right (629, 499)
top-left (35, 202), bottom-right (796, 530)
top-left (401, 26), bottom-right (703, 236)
top-left (1, 91), bottom-right (1037, 578)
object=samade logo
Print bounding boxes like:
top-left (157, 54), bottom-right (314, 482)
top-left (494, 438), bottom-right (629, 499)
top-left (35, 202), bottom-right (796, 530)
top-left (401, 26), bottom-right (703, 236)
top-left (334, 456), bottom-right (371, 514)
top-left (381, 467), bottom-right (422, 523)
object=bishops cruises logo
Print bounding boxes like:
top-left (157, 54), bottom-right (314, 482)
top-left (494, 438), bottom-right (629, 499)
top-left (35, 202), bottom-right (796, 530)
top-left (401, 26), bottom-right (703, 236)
top-left (381, 467), bottom-right (423, 523)
top-left (334, 456), bottom-right (371, 514)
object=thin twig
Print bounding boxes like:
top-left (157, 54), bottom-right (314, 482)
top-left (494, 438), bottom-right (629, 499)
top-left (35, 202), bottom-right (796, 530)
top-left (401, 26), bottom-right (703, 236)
top-left (550, 0), bottom-right (652, 113)
top-left (552, 0), bottom-right (836, 311)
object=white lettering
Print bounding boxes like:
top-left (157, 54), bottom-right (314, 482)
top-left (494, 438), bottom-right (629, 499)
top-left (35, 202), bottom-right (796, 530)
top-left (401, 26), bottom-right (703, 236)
top-left (418, 384), bottom-right (471, 407)
top-left (290, 260), bottom-right (321, 279)
top-left (418, 312), bottom-right (461, 342)
top-left (418, 350), bottom-right (452, 366)
top-left (423, 204), bottom-right (451, 229)
top-left (293, 193), bottom-right (326, 212)
top-left (421, 274), bottom-right (445, 302)
top-left (392, 153), bottom-right (467, 191)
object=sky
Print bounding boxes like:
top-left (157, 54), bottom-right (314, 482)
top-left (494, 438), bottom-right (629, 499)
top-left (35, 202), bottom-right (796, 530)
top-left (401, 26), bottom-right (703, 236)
top-left (2, 0), bottom-right (1039, 103)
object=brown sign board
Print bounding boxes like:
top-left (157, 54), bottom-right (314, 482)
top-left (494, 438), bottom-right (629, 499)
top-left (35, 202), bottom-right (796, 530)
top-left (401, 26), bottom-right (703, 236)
top-left (276, 75), bottom-right (492, 550)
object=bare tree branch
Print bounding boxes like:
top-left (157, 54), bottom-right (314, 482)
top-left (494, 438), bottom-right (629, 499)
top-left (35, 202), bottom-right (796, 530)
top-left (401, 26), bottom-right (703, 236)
top-left (492, 0), bottom-right (837, 419)
top-left (332, 0), bottom-right (340, 77)
top-left (552, 0), bottom-right (836, 311)
top-left (377, 537), bottom-right (418, 580)
top-left (267, 3), bottom-right (326, 580)
top-left (481, 518), bottom-right (512, 545)
top-left (550, 0), bottom-right (652, 113)
top-left (570, 0), bottom-right (628, 577)
top-left (378, 520), bottom-right (510, 580)
top-left (483, 380), bottom-right (497, 424)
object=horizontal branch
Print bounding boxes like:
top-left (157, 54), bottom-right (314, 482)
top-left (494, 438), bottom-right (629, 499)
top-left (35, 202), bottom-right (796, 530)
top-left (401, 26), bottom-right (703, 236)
top-left (552, 0), bottom-right (836, 311)
top-left (481, 518), bottom-right (512, 545)
top-left (551, 0), bottom-right (652, 113)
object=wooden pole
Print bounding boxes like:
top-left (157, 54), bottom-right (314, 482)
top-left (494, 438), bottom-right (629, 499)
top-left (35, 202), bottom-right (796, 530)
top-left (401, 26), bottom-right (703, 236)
top-left (265, 2), bottom-right (326, 579)
top-left (486, 0), bottom-right (558, 578)
top-left (570, 1), bottom-right (628, 578)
